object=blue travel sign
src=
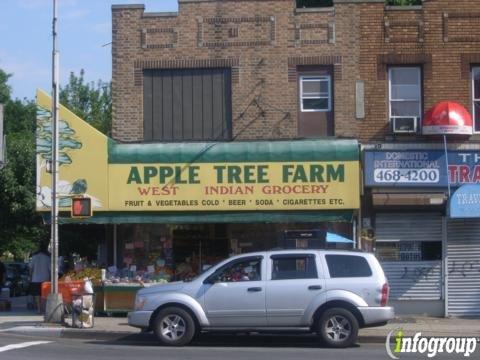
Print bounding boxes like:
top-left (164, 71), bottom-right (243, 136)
top-left (449, 184), bottom-right (480, 218)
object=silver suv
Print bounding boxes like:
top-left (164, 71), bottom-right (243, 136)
top-left (128, 250), bottom-right (394, 347)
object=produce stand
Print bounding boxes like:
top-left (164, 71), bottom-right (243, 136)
top-left (94, 284), bottom-right (144, 315)
top-left (60, 266), bottom-right (171, 316)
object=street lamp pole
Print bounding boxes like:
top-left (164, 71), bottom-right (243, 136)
top-left (45, 0), bottom-right (63, 323)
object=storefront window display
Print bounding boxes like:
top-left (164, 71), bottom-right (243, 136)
top-left (115, 222), bottom-right (354, 282)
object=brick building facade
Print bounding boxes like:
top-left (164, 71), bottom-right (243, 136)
top-left (358, 0), bottom-right (480, 142)
top-left (112, 0), bottom-right (362, 143)
top-left (356, 0), bottom-right (480, 318)
top-left (110, 0), bottom-right (480, 317)
top-left (112, 0), bottom-right (480, 144)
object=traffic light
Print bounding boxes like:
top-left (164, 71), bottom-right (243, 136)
top-left (71, 197), bottom-right (92, 218)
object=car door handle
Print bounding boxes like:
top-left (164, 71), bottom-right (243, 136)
top-left (247, 287), bottom-right (262, 292)
top-left (308, 285), bottom-right (322, 290)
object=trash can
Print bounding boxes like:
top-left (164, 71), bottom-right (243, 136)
top-left (72, 293), bottom-right (95, 329)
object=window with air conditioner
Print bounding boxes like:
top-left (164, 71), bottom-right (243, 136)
top-left (388, 67), bottom-right (422, 134)
top-left (473, 67), bottom-right (480, 133)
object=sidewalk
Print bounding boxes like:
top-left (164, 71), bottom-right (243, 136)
top-left (1, 296), bottom-right (479, 343)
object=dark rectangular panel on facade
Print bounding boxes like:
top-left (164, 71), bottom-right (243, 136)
top-left (152, 72), bottom-right (163, 141)
top-left (162, 73), bottom-right (174, 140)
top-left (144, 68), bottom-right (232, 141)
top-left (143, 72), bottom-right (153, 141)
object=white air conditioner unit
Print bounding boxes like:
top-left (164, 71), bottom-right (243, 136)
top-left (392, 117), bottom-right (418, 134)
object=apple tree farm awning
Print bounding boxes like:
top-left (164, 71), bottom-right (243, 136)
top-left (36, 90), bottom-right (359, 224)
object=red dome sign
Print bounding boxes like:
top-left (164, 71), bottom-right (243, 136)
top-left (422, 101), bottom-right (473, 136)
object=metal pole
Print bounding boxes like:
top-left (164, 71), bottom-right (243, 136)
top-left (51, 0), bottom-right (59, 296)
top-left (45, 0), bottom-right (63, 323)
top-left (352, 217), bottom-right (357, 249)
top-left (443, 135), bottom-right (451, 198)
top-left (442, 215), bottom-right (448, 317)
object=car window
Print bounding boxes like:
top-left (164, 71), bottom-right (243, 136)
top-left (325, 255), bottom-right (372, 278)
top-left (271, 255), bottom-right (318, 280)
top-left (212, 257), bottom-right (262, 283)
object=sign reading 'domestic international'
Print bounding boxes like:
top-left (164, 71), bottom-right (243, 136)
top-left (365, 150), bottom-right (480, 188)
top-left (36, 90), bottom-right (359, 213)
top-left (108, 161), bottom-right (359, 211)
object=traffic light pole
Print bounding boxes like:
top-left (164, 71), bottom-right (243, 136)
top-left (45, 0), bottom-right (63, 323)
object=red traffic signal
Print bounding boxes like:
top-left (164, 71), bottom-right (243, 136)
top-left (71, 197), bottom-right (92, 218)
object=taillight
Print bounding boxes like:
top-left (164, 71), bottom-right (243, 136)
top-left (381, 283), bottom-right (389, 306)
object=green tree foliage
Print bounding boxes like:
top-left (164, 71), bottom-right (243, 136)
top-left (60, 69), bottom-right (112, 135)
top-left (0, 69), bottom-right (46, 260)
top-left (0, 70), bottom-right (11, 104)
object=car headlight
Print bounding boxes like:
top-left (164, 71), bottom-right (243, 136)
top-left (134, 295), bottom-right (147, 311)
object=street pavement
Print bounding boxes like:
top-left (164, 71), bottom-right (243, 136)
top-left (1, 296), bottom-right (480, 359)
top-left (0, 332), bottom-right (475, 360)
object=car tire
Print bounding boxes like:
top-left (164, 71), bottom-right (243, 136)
top-left (153, 307), bottom-right (196, 346)
top-left (318, 307), bottom-right (359, 348)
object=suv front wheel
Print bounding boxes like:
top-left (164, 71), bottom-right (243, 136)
top-left (153, 307), bottom-right (196, 346)
top-left (317, 307), bottom-right (359, 348)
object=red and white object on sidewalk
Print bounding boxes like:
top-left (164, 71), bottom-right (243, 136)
top-left (422, 101), bottom-right (473, 135)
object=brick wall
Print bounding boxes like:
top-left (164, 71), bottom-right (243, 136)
top-left (111, 0), bottom-right (361, 143)
top-left (359, 0), bottom-right (480, 143)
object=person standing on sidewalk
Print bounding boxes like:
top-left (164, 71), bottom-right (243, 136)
top-left (29, 242), bottom-right (51, 313)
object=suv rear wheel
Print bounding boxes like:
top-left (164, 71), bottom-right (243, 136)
top-left (153, 307), bottom-right (196, 346)
top-left (318, 307), bottom-right (359, 348)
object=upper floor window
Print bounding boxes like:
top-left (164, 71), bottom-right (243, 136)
top-left (296, 0), bottom-right (333, 8)
top-left (300, 75), bottom-right (331, 112)
top-left (473, 67), bottom-right (480, 132)
top-left (388, 67), bottom-right (422, 133)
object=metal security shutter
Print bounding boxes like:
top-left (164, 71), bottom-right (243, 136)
top-left (447, 219), bottom-right (480, 317)
top-left (381, 261), bottom-right (442, 300)
top-left (376, 213), bottom-right (443, 300)
top-left (143, 68), bottom-right (232, 141)
top-left (376, 213), bottom-right (442, 242)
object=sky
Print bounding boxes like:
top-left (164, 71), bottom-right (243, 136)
top-left (0, 0), bottom-right (179, 100)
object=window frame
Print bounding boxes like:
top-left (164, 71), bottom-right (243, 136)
top-left (299, 75), bottom-right (332, 113)
top-left (388, 66), bottom-right (422, 126)
top-left (325, 254), bottom-right (373, 278)
top-left (472, 66), bottom-right (480, 133)
top-left (206, 256), bottom-right (263, 283)
top-left (270, 254), bottom-right (318, 280)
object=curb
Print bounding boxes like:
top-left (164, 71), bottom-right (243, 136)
top-left (358, 335), bottom-right (386, 344)
top-left (0, 326), bottom-right (138, 341)
top-left (1, 326), bottom-right (389, 344)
